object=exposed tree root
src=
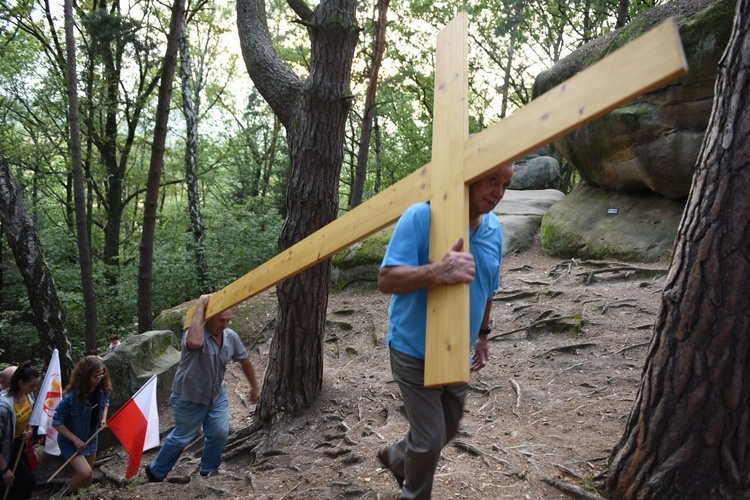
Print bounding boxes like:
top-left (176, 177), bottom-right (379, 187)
top-left (490, 314), bottom-right (583, 339)
top-left (542, 476), bottom-right (605, 499)
top-left (531, 343), bottom-right (598, 359)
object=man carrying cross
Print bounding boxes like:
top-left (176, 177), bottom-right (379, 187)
top-left (376, 162), bottom-right (513, 498)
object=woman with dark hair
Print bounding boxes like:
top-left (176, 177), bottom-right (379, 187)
top-left (0, 361), bottom-right (40, 499)
top-left (53, 356), bottom-right (111, 496)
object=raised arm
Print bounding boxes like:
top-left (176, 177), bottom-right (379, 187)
top-left (186, 294), bottom-right (210, 350)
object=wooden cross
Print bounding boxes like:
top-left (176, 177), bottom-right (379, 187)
top-left (185, 13), bottom-right (687, 386)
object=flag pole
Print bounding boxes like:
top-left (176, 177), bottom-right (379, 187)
top-left (2, 437), bottom-right (28, 500)
top-left (105, 374), bottom-right (158, 424)
top-left (46, 427), bottom-right (106, 482)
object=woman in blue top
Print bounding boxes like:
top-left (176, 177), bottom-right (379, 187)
top-left (53, 356), bottom-right (111, 496)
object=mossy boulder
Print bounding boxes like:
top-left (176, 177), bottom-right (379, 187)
top-left (541, 183), bottom-right (684, 262)
top-left (331, 227), bottom-right (393, 285)
top-left (153, 301), bottom-right (193, 338)
top-left (102, 330), bottom-right (180, 411)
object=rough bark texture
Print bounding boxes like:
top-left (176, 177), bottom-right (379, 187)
top-left (607, 2), bottom-right (750, 497)
top-left (137, 0), bottom-right (186, 333)
top-left (237, 0), bottom-right (358, 422)
top-left (0, 153), bottom-right (76, 376)
top-left (179, 21), bottom-right (209, 294)
top-left (64, 0), bottom-right (99, 353)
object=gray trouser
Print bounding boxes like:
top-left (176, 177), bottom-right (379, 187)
top-left (386, 348), bottom-right (468, 499)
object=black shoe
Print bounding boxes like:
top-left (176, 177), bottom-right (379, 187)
top-left (144, 464), bottom-right (163, 483)
top-left (377, 447), bottom-right (404, 488)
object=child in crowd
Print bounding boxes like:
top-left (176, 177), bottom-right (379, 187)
top-left (53, 356), bottom-right (111, 496)
top-left (106, 335), bottom-right (121, 353)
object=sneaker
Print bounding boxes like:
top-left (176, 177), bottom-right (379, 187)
top-left (200, 470), bottom-right (219, 478)
top-left (377, 447), bottom-right (404, 488)
top-left (144, 464), bottom-right (163, 483)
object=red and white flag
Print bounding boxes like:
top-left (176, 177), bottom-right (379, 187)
top-left (29, 349), bottom-right (63, 456)
top-left (107, 375), bottom-right (160, 478)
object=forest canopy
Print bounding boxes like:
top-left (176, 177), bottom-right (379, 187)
top-left (0, 0), bottom-right (667, 363)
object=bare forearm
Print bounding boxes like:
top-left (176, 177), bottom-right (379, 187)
top-left (186, 295), bottom-right (210, 349)
top-left (379, 238), bottom-right (476, 295)
top-left (240, 358), bottom-right (260, 404)
top-left (378, 263), bottom-right (446, 294)
top-left (240, 359), bottom-right (258, 389)
top-left (53, 424), bottom-right (79, 444)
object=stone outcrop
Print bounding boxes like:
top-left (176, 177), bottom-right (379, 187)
top-left (102, 330), bottom-right (180, 411)
top-left (510, 155), bottom-right (561, 191)
top-left (534, 0), bottom-right (735, 199)
top-left (495, 189), bottom-right (566, 255)
top-left (541, 184), bottom-right (684, 262)
top-left (533, 0), bottom-right (736, 260)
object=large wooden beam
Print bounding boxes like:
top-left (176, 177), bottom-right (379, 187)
top-left (424, 13), bottom-right (471, 387)
top-left (423, 18), bottom-right (687, 386)
top-left (184, 164), bottom-right (432, 325)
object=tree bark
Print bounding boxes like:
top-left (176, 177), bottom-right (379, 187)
top-left (607, 3), bottom-right (750, 497)
top-left (349, 0), bottom-right (389, 209)
top-left (237, 0), bottom-right (358, 422)
top-left (64, 0), bottom-right (99, 354)
top-left (179, 21), bottom-right (209, 295)
top-left (0, 153), bottom-right (76, 377)
top-left (137, 0), bottom-right (186, 333)
top-left (616, 0), bottom-right (630, 29)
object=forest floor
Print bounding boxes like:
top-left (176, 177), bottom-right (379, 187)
top-left (30, 237), bottom-right (671, 499)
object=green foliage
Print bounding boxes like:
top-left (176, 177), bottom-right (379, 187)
top-left (0, 0), bottom-right (675, 365)
top-left (203, 197), bottom-right (284, 287)
top-left (81, 10), bottom-right (155, 58)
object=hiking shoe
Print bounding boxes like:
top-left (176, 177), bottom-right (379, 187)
top-left (200, 470), bottom-right (220, 478)
top-left (144, 464), bottom-right (163, 483)
top-left (377, 447), bottom-right (404, 488)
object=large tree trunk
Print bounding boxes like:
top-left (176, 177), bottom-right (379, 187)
top-left (0, 153), bottom-right (76, 376)
top-left (179, 21), bottom-right (209, 295)
top-left (137, 0), bottom-right (186, 333)
top-left (607, 2), bottom-right (750, 497)
top-left (237, 0), bottom-right (358, 422)
top-left (64, 0), bottom-right (98, 353)
top-left (349, 0), bottom-right (389, 209)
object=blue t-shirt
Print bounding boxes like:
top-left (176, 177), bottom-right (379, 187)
top-left (381, 202), bottom-right (503, 360)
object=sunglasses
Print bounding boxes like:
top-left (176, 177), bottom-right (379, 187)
top-left (92, 372), bottom-right (107, 380)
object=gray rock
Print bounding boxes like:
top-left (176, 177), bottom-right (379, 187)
top-left (495, 189), bottom-right (566, 255)
top-left (510, 156), bottom-right (561, 190)
top-left (102, 330), bottom-right (180, 411)
top-left (540, 184), bottom-right (684, 262)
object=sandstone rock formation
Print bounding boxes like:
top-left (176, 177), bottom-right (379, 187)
top-left (534, 0), bottom-right (736, 261)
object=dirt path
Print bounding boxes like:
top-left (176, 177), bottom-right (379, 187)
top-left (33, 239), bottom-right (668, 499)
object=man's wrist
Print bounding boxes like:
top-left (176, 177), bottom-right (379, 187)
top-left (1, 465), bottom-right (9, 473)
top-left (478, 328), bottom-right (491, 337)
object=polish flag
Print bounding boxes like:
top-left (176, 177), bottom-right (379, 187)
top-left (107, 375), bottom-right (160, 478)
top-left (29, 349), bottom-right (63, 456)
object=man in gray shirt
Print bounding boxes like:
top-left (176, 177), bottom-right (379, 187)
top-left (145, 294), bottom-right (260, 481)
